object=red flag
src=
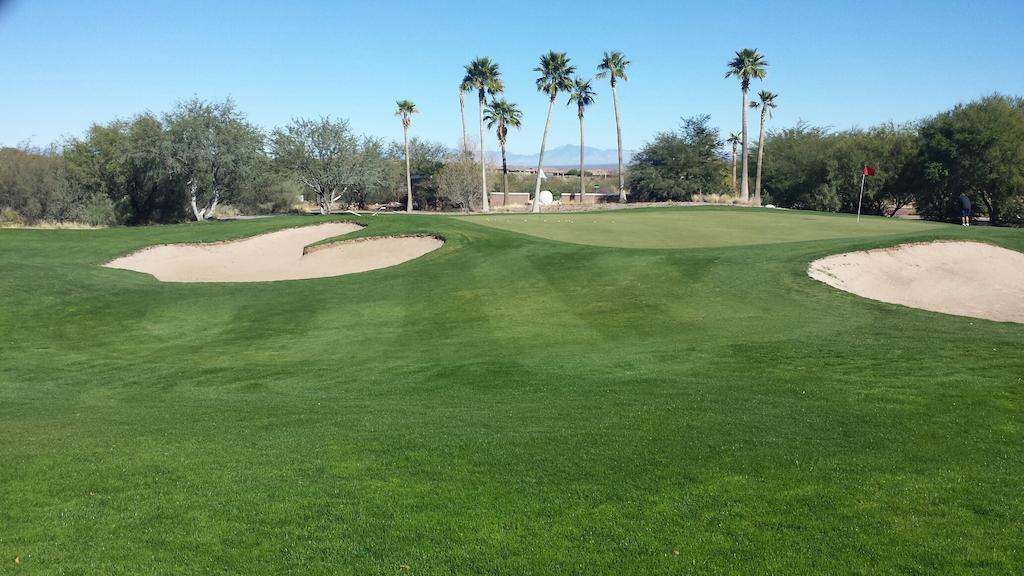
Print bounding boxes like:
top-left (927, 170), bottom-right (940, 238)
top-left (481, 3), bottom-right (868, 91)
top-left (863, 166), bottom-right (876, 176)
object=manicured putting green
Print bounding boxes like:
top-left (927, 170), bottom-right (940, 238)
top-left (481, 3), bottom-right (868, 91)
top-left (465, 206), bottom-right (939, 248)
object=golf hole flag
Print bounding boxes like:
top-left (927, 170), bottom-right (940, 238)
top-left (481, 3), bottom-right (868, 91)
top-left (857, 166), bottom-right (876, 221)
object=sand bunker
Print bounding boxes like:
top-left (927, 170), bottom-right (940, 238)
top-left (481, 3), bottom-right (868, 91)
top-left (105, 222), bottom-right (443, 282)
top-left (809, 241), bottom-right (1024, 323)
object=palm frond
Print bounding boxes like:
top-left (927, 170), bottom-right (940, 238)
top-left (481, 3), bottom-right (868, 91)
top-left (484, 98), bottom-right (522, 146)
top-left (725, 48), bottom-right (768, 91)
top-left (395, 100), bottom-right (417, 128)
top-left (534, 51), bottom-right (576, 99)
top-left (596, 50), bottom-right (630, 83)
top-left (464, 57), bottom-right (502, 97)
top-left (394, 100), bottom-right (417, 115)
top-left (567, 76), bottom-right (597, 112)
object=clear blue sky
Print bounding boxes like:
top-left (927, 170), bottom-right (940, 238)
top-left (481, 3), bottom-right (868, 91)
top-left (1, 0), bottom-right (1021, 154)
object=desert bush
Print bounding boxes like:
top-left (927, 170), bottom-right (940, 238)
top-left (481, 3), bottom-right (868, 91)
top-left (387, 138), bottom-right (447, 209)
top-left (762, 95), bottom-right (1024, 225)
top-left (233, 151), bottom-right (304, 215)
top-left (1, 207), bottom-right (24, 225)
top-left (693, 193), bottom-right (738, 204)
top-left (761, 123), bottom-right (920, 215)
top-left (64, 114), bottom-right (187, 224)
top-left (83, 194), bottom-right (117, 226)
top-left (627, 115), bottom-right (729, 202)
top-left (0, 145), bottom-right (84, 223)
top-left (1001, 196), bottom-right (1024, 227)
top-left (436, 154), bottom-right (481, 211)
top-left (913, 94), bottom-right (1024, 225)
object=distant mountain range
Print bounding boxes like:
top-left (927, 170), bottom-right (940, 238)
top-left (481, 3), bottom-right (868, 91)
top-left (487, 145), bottom-right (635, 168)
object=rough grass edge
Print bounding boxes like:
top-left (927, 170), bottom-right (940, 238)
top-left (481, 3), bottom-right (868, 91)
top-left (302, 233), bottom-right (447, 256)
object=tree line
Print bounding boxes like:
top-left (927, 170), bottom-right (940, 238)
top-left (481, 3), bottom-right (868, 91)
top-left (0, 98), bottom-right (478, 225)
top-left (762, 94), bottom-right (1024, 225)
top-left (625, 93), bottom-right (1023, 226)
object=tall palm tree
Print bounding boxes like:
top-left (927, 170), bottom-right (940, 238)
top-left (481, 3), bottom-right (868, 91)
top-left (727, 132), bottom-right (740, 194)
top-left (749, 90), bottom-right (778, 206)
top-left (531, 51), bottom-right (575, 213)
top-left (596, 51), bottom-right (630, 202)
top-left (725, 49), bottom-right (768, 203)
top-left (484, 99), bottom-right (523, 207)
top-left (459, 76), bottom-right (472, 153)
top-left (464, 57), bottom-right (503, 212)
top-left (567, 77), bottom-right (596, 203)
top-left (395, 100), bottom-right (417, 213)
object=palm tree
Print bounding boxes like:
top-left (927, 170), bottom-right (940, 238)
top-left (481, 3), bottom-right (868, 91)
top-left (727, 132), bottom-right (740, 194)
top-left (596, 51), bottom-right (630, 202)
top-left (567, 77), bottom-right (596, 203)
top-left (459, 76), bottom-right (472, 153)
top-left (484, 99), bottom-right (523, 207)
top-left (725, 49), bottom-right (768, 203)
top-left (464, 57), bottom-right (503, 212)
top-left (749, 91), bottom-right (778, 206)
top-left (531, 51), bottom-right (576, 213)
top-left (395, 100), bottom-right (417, 213)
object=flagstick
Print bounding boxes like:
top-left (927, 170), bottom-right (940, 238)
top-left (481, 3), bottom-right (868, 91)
top-left (856, 171), bottom-right (866, 223)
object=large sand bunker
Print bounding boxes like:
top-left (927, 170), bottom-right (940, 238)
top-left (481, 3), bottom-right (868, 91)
top-left (809, 241), bottom-right (1024, 323)
top-left (105, 222), bottom-right (443, 282)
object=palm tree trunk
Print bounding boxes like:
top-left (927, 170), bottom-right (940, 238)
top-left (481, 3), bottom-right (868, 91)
top-left (578, 113), bottom-right (586, 203)
top-left (611, 80), bottom-right (626, 202)
top-left (459, 90), bottom-right (469, 154)
top-left (754, 111), bottom-right (766, 206)
top-left (404, 125), bottom-right (413, 213)
top-left (478, 92), bottom-right (489, 212)
top-left (531, 97), bottom-right (556, 213)
top-left (740, 89), bottom-right (750, 203)
top-left (731, 143), bottom-right (738, 193)
top-left (501, 140), bottom-right (509, 207)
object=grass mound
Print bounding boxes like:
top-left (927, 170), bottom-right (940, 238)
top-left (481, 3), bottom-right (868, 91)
top-left (463, 205), bottom-right (939, 249)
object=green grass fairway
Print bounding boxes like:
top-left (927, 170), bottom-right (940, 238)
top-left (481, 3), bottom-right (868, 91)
top-left (2, 208), bottom-right (1023, 574)
top-left (465, 205), bottom-right (941, 248)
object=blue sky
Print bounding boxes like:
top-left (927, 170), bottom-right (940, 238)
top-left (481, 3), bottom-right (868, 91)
top-left (1, 0), bottom-right (1022, 154)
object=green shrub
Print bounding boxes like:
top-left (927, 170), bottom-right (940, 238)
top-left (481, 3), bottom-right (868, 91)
top-left (627, 115), bottom-right (729, 202)
top-left (0, 207), bottom-right (24, 225)
top-left (83, 194), bottom-right (116, 226)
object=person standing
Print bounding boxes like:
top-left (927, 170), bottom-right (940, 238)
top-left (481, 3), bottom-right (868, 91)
top-left (959, 193), bottom-right (972, 226)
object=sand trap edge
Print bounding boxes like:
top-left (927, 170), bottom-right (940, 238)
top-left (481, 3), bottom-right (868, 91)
top-left (101, 224), bottom-right (445, 283)
top-left (100, 221), bottom-right (366, 267)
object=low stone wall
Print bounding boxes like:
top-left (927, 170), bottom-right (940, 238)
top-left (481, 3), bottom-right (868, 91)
top-left (559, 192), bottom-right (620, 205)
top-left (488, 192), bottom-right (619, 207)
top-left (488, 193), bottom-right (532, 207)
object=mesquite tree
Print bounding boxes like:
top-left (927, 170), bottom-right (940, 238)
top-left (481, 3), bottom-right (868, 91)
top-left (164, 98), bottom-right (263, 221)
top-left (270, 116), bottom-right (364, 214)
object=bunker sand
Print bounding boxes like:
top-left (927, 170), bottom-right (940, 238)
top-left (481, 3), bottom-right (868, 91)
top-left (809, 241), bottom-right (1024, 323)
top-left (105, 222), bottom-right (443, 282)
